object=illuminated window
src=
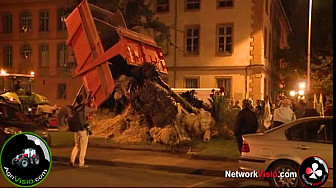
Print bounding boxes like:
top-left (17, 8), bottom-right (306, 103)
top-left (21, 12), bottom-right (32, 32)
top-left (40, 10), bottom-right (49, 32)
top-left (216, 77), bottom-right (231, 96)
top-left (156, 0), bottom-right (169, 13)
top-left (40, 44), bottom-right (49, 68)
top-left (186, 0), bottom-right (200, 10)
top-left (4, 45), bottom-right (13, 68)
top-left (185, 77), bottom-right (199, 88)
top-left (217, 24), bottom-right (233, 54)
top-left (4, 14), bottom-right (12, 33)
top-left (218, 0), bottom-right (233, 8)
top-left (21, 45), bottom-right (32, 59)
top-left (185, 26), bottom-right (199, 54)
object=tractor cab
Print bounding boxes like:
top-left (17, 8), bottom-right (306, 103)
top-left (0, 69), bottom-right (49, 114)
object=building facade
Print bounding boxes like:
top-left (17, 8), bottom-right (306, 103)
top-left (152, 0), bottom-right (291, 103)
top-left (0, 0), bottom-right (291, 106)
top-left (0, 0), bottom-right (82, 106)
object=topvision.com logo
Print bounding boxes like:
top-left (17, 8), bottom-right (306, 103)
top-left (298, 156), bottom-right (329, 188)
top-left (0, 132), bottom-right (52, 187)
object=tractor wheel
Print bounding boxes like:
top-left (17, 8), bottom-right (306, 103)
top-left (33, 154), bottom-right (40, 165)
top-left (18, 157), bottom-right (29, 168)
top-left (12, 158), bottom-right (16, 166)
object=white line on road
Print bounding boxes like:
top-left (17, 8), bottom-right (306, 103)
top-left (187, 177), bottom-right (222, 188)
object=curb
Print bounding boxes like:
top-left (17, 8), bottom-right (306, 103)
top-left (52, 156), bottom-right (226, 177)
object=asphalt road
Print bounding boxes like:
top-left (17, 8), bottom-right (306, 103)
top-left (0, 162), bottom-right (269, 188)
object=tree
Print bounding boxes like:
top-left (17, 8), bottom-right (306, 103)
top-left (70, 0), bottom-right (170, 45)
top-left (311, 54), bottom-right (333, 95)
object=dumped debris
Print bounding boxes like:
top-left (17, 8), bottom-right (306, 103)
top-left (89, 63), bottom-right (215, 150)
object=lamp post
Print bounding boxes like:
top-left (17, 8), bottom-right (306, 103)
top-left (307, 0), bottom-right (312, 92)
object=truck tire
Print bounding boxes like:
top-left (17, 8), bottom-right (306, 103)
top-left (18, 157), bottom-right (29, 168)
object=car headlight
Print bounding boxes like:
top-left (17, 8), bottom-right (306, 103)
top-left (35, 130), bottom-right (49, 137)
top-left (4, 127), bottom-right (21, 135)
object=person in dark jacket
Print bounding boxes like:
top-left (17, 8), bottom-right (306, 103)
top-left (234, 99), bottom-right (259, 153)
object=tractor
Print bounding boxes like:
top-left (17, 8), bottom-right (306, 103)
top-left (12, 148), bottom-right (40, 168)
top-left (0, 70), bottom-right (57, 127)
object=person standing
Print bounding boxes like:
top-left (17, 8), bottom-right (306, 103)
top-left (294, 100), bottom-right (307, 119)
top-left (69, 95), bottom-right (94, 168)
top-left (232, 100), bottom-right (241, 110)
top-left (234, 99), bottom-right (259, 153)
top-left (324, 99), bottom-right (333, 116)
top-left (263, 98), bottom-right (272, 130)
top-left (273, 99), bottom-right (296, 128)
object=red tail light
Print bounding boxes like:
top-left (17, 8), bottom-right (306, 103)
top-left (242, 141), bottom-right (250, 153)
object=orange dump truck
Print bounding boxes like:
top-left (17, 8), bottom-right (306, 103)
top-left (65, 0), bottom-right (167, 107)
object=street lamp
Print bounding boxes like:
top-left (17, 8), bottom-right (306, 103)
top-left (307, 0), bottom-right (313, 92)
top-left (289, 90), bottom-right (296, 97)
top-left (298, 90), bottom-right (305, 95)
top-left (299, 82), bottom-right (306, 90)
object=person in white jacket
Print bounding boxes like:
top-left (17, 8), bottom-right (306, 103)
top-left (273, 98), bottom-right (296, 128)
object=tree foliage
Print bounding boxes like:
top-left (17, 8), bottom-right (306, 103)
top-left (70, 0), bottom-right (170, 45)
top-left (279, 0), bottom-right (333, 94)
top-left (311, 55), bottom-right (333, 94)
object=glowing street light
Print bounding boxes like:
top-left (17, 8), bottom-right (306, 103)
top-left (298, 90), bottom-right (305, 95)
top-left (289, 90), bottom-right (296, 97)
top-left (298, 82), bottom-right (306, 89)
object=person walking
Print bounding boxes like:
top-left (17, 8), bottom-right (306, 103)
top-left (69, 95), bottom-right (94, 168)
top-left (273, 98), bottom-right (296, 128)
top-left (234, 99), bottom-right (259, 153)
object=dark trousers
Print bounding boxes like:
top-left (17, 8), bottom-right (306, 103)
top-left (235, 135), bottom-right (243, 153)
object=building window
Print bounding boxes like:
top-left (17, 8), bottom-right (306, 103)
top-left (185, 26), bottom-right (199, 54)
top-left (3, 14), bottom-right (12, 33)
top-left (21, 45), bottom-right (32, 59)
top-left (40, 10), bottom-right (49, 32)
top-left (4, 46), bottom-right (13, 68)
top-left (186, 0), bottom-right (200, 10)
top-left (156, 0), bottom-right (169, 13)
top-left (264, 27), bottom-right (267, 58)
top-left (218, 0), bottom-right (233, 8)
top-left (57, 83), bottom-right (67, 99)
top-left (21, 12), bottom-right (32, 32)
top-left (216, 77), bottom-right (231, 96)
top-left (58, 9), bottom-right (67, 31)
top-left (217, 24), bottom-right (233, 54)
top-left (58, 43), bottom-right (67, 67)
top-left (185, 77), bottom-right (199, 88)
top-left (40, 44), bottom-right (49, 68)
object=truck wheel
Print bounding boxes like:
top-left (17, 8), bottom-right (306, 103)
top-left (33, 155), bottom-right (40, 165)
top-left (18, 157), bottom-right (29, 168)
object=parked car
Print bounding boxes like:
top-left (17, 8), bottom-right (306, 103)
top-left (0, 102), bottom-right (51, 146)
top-left (239, 116), bottom-right (333, 187)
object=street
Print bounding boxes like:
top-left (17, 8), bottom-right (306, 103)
top-left (0, 162), bottom-right (269, 187)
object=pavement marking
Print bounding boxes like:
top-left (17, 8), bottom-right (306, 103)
top-left (186, 177), bottom-right (222, 188)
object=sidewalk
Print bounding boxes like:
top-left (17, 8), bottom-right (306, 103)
top-left (51, 147), bottom-right (240, 177)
